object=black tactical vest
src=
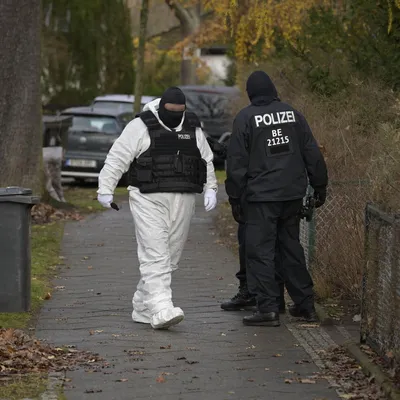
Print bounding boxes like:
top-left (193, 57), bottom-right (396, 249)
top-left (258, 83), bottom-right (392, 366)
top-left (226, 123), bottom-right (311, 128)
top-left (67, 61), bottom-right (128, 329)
top-left (128, 111), bottom-right (207, 194)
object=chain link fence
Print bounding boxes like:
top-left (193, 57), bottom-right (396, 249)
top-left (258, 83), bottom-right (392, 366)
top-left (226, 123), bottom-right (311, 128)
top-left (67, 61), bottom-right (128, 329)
top-left (300, 181), bottom-right (370, 298)
top-left (360, 204), bottom-right (400, 365)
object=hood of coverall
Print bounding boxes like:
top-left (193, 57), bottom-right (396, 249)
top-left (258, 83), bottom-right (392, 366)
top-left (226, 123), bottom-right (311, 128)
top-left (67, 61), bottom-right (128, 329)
top-left (246, 70), bottom-right (280, 106)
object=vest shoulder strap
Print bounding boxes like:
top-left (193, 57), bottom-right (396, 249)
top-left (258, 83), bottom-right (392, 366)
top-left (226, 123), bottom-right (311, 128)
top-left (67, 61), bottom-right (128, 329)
top-left (138, 110), bottom-right (160, 131)
top-left (185, 111), bottom-right (201, 128)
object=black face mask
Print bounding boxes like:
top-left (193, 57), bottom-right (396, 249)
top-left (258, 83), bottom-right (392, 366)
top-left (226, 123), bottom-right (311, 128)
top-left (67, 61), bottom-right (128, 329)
top-left (158, 87), bottom-right (186, 129)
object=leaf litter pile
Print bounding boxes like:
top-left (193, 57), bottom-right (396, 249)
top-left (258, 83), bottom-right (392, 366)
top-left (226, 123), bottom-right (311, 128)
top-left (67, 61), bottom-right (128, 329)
top-left (0, 329), bottom-right (103, 380)
top-left (317, 346), bottom-right (387, 399)
top-left (31, 203), bottom-right (84, 225)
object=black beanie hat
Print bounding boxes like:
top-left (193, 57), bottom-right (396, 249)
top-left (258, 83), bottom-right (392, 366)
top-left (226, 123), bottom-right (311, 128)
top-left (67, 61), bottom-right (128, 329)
top-left (246, 71), bottom-right (278, 102)
top-left (158, 87), bottom-right (186, 128)
top-left (160, 86), bottom-right (186, 107)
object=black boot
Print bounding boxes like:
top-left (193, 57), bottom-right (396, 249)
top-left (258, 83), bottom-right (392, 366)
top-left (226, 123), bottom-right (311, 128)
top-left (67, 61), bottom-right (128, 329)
top-left (243, 311), bottom-right (280, 327)
top-left (289, 304), bottom-right (319, 322)
top-left (221, 286), bottom-right (256, 311)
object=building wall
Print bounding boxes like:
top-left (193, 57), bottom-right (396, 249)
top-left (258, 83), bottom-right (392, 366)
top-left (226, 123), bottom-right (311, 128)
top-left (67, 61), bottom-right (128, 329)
top-left (125, 0), bottom-right (180, 38)
top-left (200, 55), bottom-right (231, 85)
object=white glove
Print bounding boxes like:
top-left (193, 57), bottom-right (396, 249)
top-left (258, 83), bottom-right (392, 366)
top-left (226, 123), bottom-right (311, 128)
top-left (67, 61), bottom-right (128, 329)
top-left (204, 189), bottom-right (217, 212)
top-left (97, 194), bottom-right (113, 208)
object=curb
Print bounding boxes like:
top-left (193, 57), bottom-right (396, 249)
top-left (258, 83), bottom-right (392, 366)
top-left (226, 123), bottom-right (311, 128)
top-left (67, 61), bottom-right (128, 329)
top-left (344, 340), bottom-right (400, 400)
top-left (315, 302), bottom-right (334, 326)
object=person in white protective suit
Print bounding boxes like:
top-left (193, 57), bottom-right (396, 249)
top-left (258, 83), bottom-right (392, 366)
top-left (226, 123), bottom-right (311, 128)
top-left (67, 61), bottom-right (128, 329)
top-left (97, 87), bottom-right (218, 330)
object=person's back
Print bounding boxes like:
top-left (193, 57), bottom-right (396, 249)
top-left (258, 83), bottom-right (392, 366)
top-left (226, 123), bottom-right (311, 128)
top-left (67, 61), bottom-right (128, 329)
top-left (226, 71), bottom-right (327, 206)
top-left (225, 70), bottom-right (328, 327)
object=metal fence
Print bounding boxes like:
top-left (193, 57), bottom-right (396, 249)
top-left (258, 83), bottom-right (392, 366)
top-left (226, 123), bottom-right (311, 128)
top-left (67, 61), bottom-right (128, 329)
top-left (300, 181), bottom-right (370, 298)
top-left (360, 204), bottom-right (400, 364)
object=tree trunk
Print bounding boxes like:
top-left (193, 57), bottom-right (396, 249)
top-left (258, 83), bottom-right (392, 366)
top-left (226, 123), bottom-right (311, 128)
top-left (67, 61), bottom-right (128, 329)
top-left (165, 0), bottom-right (201, 85)
top-left (134, 0), bottom-right (150, 115)
top-left (0, 1), bottom-right (42, 193)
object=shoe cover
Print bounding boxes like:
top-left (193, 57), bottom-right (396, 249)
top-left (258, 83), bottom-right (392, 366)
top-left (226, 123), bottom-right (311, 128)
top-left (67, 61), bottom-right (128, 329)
top-left (150, 307), bottom-right (184, 330)
top-left (132, 309), bottom-right (151, 324)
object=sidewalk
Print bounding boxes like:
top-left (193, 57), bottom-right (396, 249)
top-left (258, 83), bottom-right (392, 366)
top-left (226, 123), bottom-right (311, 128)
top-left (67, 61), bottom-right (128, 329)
top-left (36, 190), bottom-right (341, 400)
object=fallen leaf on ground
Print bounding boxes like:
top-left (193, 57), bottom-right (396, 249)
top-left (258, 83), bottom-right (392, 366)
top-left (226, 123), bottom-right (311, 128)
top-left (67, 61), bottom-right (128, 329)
top-left (299, 378), bottom-right (316, 384)
top-left (352, 314), bottom-right (361, 322)
top-left (247, 378), bottom-right (255, 382)
top-left (44, 293), bottom-right (52, 300)
top-left (0, 329), bottom-right (103, 377)
top-left (31, 203), bottom-right (84, 225)
top-left (285, 379), bottom-right (293, 384)
top-left (160, 344), bottom-right (171, 349)
top-left (273, 353), bottom-right (283, 357)
top-left (156, 375), bottom-right (166, 383)
top-left (319, 345), bottom-right (388, 399)
top-left (116, 378), bottom-right (128, 382)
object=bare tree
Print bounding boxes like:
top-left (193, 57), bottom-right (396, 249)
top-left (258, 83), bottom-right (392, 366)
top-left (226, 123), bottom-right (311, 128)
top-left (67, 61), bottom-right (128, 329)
top-left (0, 1), bottom-right (42, 191)
top-left (134, 0), bottom-right (150, 114)
top-left (165, 0), bottom-right (201, 85)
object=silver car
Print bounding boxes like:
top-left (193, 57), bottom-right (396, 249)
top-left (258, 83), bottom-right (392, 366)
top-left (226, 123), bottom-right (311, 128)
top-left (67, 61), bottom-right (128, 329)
top-left (91, 94), bottom-right (156, 113)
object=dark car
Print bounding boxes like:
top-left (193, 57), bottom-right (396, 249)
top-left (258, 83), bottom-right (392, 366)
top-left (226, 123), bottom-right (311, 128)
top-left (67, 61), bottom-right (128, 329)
top-left (60, 106), bottom-right (134, 184)
top-left (179, 85), bottom-right (240, 166)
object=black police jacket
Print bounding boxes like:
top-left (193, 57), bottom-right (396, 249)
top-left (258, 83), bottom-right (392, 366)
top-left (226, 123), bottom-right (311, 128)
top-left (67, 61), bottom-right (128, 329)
top-left (225, 99), bottom-right (328, 203)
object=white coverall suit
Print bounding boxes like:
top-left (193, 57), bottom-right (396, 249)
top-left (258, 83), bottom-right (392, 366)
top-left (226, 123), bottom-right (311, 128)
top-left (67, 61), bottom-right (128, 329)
top-left (97, 99), bottom-right (218, 329)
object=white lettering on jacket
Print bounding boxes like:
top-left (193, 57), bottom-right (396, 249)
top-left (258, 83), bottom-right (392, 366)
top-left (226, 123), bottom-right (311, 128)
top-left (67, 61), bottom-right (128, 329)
top-left (254, 111), bottom-right (296, 128)
top-left (178, 134), bottom-right (191, 139)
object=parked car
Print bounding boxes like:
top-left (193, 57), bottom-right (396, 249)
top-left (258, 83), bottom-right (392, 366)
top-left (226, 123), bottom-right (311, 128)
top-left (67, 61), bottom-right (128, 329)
top-left (91, 94), bottom-right (156, 113)
top-left (179, 85), bottom-right (241, 166)
top-left (60, 106), bottom-right (134, 184)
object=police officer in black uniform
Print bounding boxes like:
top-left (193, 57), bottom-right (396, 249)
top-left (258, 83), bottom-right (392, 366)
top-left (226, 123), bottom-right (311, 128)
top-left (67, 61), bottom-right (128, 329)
top-left (225, 71), bottom-right (328, 327)
top-left (207, 137), bottom-right (286, 313)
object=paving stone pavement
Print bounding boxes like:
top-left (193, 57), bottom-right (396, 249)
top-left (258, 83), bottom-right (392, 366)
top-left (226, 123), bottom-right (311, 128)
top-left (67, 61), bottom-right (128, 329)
top-left (36, 190), bottom-right (341, 400)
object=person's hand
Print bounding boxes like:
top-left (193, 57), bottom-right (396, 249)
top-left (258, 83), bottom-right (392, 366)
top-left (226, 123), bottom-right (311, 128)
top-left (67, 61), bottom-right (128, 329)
top-left (313, 188), bottom-right (326, 208)
top-left (206, 137), bottom-right (226, 158)
top-left (231, 203), bottom-right (244, 223)
top-left (204, 189), bottom-right (217, 212)
top-left (97, 194), bottom-right (113, 208)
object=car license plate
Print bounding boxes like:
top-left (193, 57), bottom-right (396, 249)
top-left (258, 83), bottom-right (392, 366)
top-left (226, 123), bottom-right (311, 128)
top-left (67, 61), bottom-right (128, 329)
top-left (66, 159), bottom-right (97, 168)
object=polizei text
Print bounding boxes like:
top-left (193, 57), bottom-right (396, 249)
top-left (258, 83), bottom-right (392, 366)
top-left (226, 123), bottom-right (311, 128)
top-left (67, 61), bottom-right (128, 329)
top-left (254, 111), bottom-right (296, 128)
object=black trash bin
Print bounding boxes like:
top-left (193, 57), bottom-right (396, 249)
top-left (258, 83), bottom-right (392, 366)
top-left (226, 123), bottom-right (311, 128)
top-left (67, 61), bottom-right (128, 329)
top-left (0, 187), bottom-right (40, 312)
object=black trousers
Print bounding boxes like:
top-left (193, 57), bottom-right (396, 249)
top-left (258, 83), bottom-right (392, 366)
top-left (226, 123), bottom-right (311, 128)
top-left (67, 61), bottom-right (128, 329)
top-left (237, 222), bottom-right (285, 298)
top-left (245, 200), bottom-right (314, 313)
